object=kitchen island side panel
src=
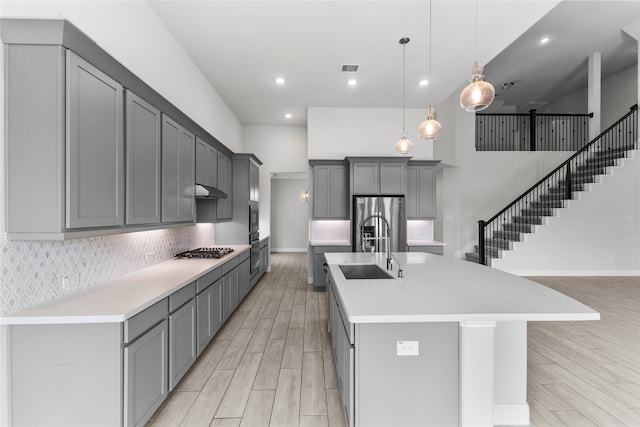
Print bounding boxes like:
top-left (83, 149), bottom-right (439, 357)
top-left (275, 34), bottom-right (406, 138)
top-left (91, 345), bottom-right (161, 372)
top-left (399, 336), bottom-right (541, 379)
top-left (355, 322), bottom-right (459, 427)
top-left (9, 323), bottom-right (123, 426)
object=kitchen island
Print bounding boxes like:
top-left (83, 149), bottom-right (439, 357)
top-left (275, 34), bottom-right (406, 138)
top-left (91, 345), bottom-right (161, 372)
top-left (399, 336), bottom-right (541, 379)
top-left (324, 251), bottom-right (599, 427)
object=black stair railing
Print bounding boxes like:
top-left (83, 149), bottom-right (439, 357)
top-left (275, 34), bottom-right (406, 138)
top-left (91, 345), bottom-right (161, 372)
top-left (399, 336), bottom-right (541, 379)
top-left (477, 105), bottom-right (638, 265)
top-left (476, 110), bottom-right (593, 151)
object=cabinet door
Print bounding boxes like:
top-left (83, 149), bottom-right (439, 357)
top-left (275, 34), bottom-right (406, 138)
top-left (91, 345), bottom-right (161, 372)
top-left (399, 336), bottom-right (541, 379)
top-left (126, 90), bottom-right (161, 225)
top-left (66, 51), bottom-right (124, 228)
top-left (238, 259), bottom-right (251, 300)
top-left (196, 286), bottom-right (213, 356)
top-left (222, 267), bottom-right (239, 321)
top-left (352, 162), bottom-right (379, 194)
top-left (380, 162), bottom-right (406, 194)
top-left (417, 166), bottom-right (436, 218)
top-left (313, 165), bottom-right (347, 219)
top-left (216, 151), bottom-right (233, 220)
top-left (210, 278), bottom-right (224, 337)
top-left (249, 160), bottom-right (259, 202)
top-left (196, 138), bottom-right (218, 188)
top-left (195, 139), bottom-right (208, 186)
top-left (407, 166), bottom-right (436, 219)
top-left (162, 115), bottom-right (195, 222)
top-left (169, 299), bottom-right (196, 390)
top-left (124, 319), bottom-right (168, 427)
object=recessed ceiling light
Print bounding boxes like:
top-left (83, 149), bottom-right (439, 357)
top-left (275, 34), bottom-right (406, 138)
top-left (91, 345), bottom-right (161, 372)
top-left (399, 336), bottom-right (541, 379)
top-left (418, 79), bottom-right (429, 87)
top-left (540, 37), bottom-right (550, 45)
top-left (284, 113), bottom-right (292, 119)
top-left (347, 78), bottom-right (358, 86)
top-left (275, 77), bottom-right (286, 85)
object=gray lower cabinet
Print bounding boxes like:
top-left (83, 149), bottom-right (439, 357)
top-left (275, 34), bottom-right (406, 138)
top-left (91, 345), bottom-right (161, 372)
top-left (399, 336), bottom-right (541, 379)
top-left (125, 90), bottom-right (162, 225)
top-left (313, 245), bottom-right (350, 291)
top-left (222, 258), bottom-right (240, 321)
top-left (196, 268), bottom-right (223, 356)
top-left (162, 114), bottom-right (195, 223)
top-left (310, 161), bottom-right (348, 219)
top-left (66, 50), bottom-right (125, 229)
top-left (124, 318), bottom-right (169, 427)
top-left (406, 161), bottom-right (439, 219)
top-left (259, 237), bottom-right (270, 277)
top-left (168, 282), bottom-right (197, 390)
top-left (238, 257), bottom-right (251, 301)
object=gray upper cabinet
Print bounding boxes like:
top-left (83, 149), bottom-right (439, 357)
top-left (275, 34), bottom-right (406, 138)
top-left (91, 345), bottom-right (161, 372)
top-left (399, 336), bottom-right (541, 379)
top-left (162, 114), bottom-right (195, 223)
top-left (216, 151), bottom-right (233, 220)
top-left (349, 158), bottom-right (408, 195)
top-left (125, 90), bottom-right (161, 225)
top-left (66, 50), bottom-right (125, 229)
top-left (249, 160), bottom-right (259, 202)
top-left (311, 161), bottom-right (348, 219)
top-left (195, 138), bottom-right (218, 188)
top-left (406, 161), bottom-right (439, 219)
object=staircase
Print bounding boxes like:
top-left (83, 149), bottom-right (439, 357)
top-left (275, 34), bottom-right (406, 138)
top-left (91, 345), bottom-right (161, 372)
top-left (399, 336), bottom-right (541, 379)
top-left (465, 105), bottom-right (638, 265)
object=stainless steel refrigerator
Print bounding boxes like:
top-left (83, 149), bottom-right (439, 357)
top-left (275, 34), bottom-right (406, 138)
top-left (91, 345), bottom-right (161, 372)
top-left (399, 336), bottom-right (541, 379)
top-left (352, 196), bottom-right (406, 253)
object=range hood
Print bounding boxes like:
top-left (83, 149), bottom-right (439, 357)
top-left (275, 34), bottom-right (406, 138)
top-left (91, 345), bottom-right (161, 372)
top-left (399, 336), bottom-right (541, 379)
top-left (195, 184), bottom-right (228, 199)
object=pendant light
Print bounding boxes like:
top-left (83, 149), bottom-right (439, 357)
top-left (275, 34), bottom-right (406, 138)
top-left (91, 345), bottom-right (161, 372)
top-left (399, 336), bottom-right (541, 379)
top-left (395, 37), bottom-right (413, 155)
top-left (418, 0), bottom-right (442, 140)
top-left (459, 0), bottom-right (495, 112)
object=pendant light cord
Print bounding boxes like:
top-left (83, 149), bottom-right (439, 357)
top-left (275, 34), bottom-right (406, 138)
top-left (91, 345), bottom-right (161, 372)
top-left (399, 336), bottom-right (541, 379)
top-left (475, 0), bottom-right (479, 63)
top-left (402, 41), bottom-right (406, 136)
top-left (428, 0), bottom-right (432, 103)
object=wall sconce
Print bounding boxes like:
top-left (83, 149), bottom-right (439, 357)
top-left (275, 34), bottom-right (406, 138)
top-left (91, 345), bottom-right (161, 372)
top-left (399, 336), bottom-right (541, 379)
top-left (300, 189), bottom-right (309, 203)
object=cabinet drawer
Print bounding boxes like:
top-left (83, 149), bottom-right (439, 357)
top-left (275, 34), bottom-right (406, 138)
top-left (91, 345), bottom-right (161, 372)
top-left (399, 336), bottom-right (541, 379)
top-left (238, 249), bottom-right (250, 263)
top-left (223, 257), bottom-right (239, 275)
top-left (169, 281), bottom-right (196, 313)
top-left (125, 298), bottom-right (168, 344)
top-left (196, 267), bottom-right (222, 293)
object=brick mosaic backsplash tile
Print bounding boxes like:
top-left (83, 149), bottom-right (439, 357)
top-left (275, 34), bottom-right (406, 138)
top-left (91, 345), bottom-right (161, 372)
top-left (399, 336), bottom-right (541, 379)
top-left (0, 224), bottom-right (214, 315)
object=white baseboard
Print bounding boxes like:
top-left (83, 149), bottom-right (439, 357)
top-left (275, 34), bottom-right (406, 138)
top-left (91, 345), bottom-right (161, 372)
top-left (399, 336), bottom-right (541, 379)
top-left (493, 403), bottom-right (530, 425)
top-left (503, 270), bottom-right (640, 277)
top-left (271, 248), bottom-right (307, 253)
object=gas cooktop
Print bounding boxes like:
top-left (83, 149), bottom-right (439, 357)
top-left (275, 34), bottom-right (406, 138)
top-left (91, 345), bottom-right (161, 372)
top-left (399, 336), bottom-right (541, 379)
top-left (174, 247), bottom-right (235, 259)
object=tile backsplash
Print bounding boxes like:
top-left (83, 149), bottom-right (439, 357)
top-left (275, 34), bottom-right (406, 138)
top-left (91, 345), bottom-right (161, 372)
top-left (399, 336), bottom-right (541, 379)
top-left (0, 224), bottom-right (214, 315)
top-left (407, 220), bottom-right (434, 242)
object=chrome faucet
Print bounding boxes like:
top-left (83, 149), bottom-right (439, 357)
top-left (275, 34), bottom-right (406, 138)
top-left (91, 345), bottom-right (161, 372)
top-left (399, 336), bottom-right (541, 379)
top-left (359, 214), bottom-right (393, 270)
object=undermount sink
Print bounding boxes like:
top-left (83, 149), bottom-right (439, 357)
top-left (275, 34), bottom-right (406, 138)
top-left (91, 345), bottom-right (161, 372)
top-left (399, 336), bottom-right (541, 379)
top-left (339, 264), bottom-right (394, 280)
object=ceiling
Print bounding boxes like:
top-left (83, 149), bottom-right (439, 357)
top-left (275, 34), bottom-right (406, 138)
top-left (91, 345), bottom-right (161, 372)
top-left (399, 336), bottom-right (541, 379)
top-left (149, 1), bottom-right (639, 126)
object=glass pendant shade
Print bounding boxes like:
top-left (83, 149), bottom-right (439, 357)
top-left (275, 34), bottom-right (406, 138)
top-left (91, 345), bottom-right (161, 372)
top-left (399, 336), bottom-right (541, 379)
top-left (418, 105), bottom-right (442, 140)
top-left (395, 136), bottom-right (413, 154)
top-left (460, 62), bottom-right (495, 112)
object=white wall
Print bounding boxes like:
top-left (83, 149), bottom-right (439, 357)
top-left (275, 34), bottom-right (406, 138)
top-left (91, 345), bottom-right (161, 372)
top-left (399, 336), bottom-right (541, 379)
top-left (241, 125), bottom-right (308, 240)
top-left (271, 177), bottom-right (309, 252)
top-left (308, 108), bottom-right (434, 160)
top-left (0, 0), bottom-right (243, 151)
top-left (541, 64), bottom-right (638, 130)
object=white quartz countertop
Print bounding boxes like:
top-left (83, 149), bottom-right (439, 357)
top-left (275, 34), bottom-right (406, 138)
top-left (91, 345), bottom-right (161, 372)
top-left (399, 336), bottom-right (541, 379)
top-left (310, 240), bottom-right (351, 247)
top-left (1, 245), bottom-right (250, 325)
top-left (407, 240), bottom-right (446, 246)
top-left (325, 252), bottom-right (599, 323)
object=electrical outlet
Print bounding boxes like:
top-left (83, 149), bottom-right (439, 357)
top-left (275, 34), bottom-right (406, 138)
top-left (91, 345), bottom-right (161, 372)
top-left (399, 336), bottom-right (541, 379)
top-left (62, 273), bottom-right (79, 289)
top-left (397, 340), bottom-right (419, 356)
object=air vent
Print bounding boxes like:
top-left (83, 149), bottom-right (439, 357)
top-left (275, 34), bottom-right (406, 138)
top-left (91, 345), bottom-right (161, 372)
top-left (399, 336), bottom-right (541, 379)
top-left (341, 64), bottom-right (359, 72)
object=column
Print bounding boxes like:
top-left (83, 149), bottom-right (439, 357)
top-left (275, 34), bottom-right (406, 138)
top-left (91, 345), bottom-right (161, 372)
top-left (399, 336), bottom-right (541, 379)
top-left (588, 52), bottom-right (601, 140)
top-left (459, 320), bottom-right (496, 427)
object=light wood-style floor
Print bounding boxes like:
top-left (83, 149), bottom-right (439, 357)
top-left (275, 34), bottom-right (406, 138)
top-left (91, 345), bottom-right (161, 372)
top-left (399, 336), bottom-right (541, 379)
top-left (148, 253), bottom-right (640, 426)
